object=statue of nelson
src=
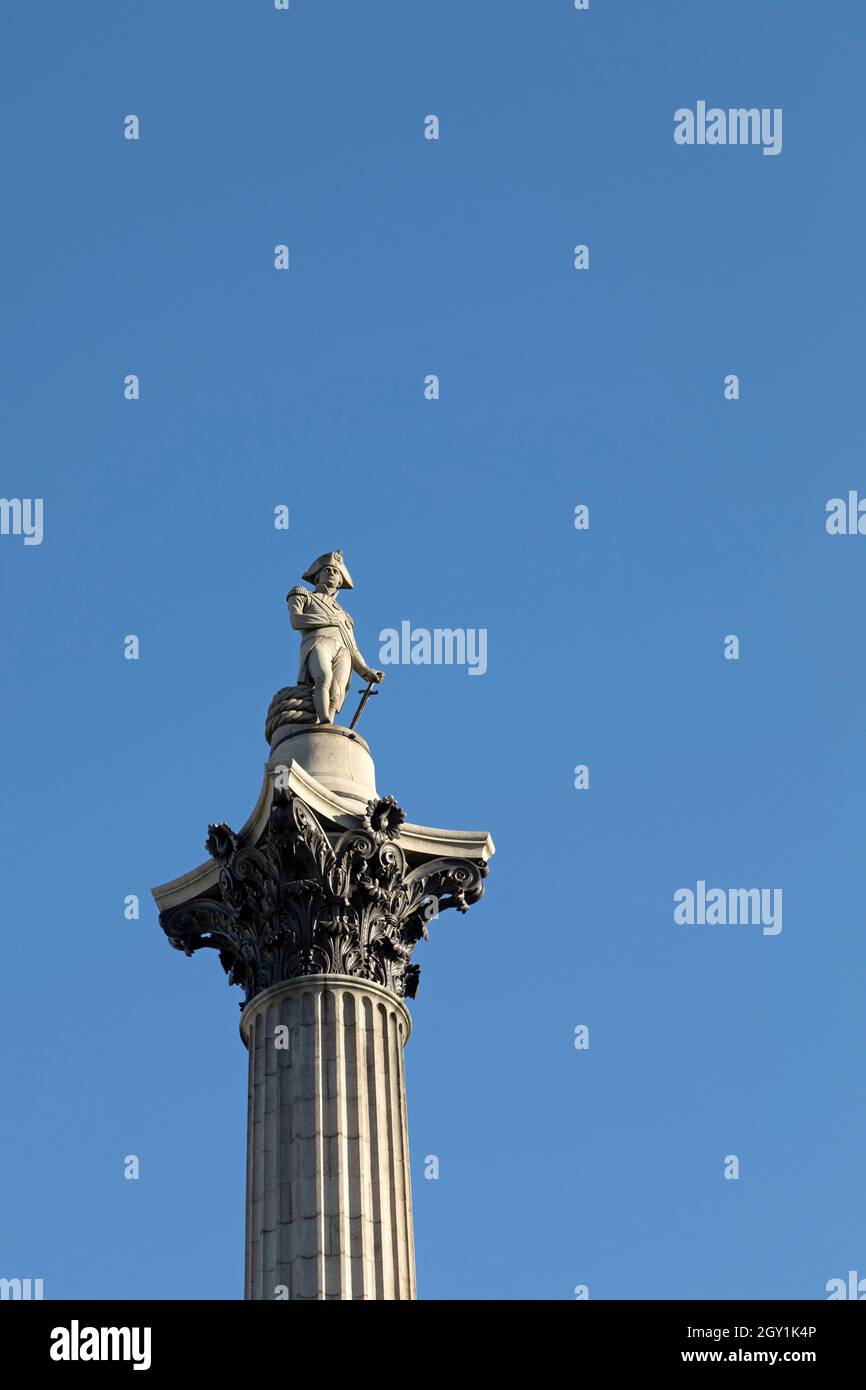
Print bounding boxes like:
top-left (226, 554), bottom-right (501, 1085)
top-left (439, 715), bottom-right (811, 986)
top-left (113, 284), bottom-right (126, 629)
top-left (286, 550), bottom-right (384, 726)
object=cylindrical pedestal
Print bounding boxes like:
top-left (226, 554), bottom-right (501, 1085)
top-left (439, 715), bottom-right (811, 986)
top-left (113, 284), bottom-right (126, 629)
top-left (240, 976), bottom-right (416, 1300)
top-left (267, 724), bottom-right (377, 811)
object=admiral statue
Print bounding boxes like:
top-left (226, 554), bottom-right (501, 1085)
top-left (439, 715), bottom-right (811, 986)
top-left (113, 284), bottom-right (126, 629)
top-left (265, 550), bottom-right (384, 736)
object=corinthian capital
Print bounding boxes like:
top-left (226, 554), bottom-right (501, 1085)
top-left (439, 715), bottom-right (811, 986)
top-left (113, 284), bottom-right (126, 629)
top-left (158, 787), bottom-right (489, 1005)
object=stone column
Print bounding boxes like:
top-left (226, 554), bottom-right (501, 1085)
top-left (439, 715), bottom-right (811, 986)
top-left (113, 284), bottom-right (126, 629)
top-left (153, 720), bottom-right (493, 1301)
top-left (242, 976), bottom-right (415, 1301)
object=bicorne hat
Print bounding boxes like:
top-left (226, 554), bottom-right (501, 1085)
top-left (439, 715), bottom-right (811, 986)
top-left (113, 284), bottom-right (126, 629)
top-left (302, 549), bottom-right (354, 589)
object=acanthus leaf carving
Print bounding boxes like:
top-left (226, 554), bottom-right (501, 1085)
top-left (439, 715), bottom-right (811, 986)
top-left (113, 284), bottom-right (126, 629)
top-left (159, 793), bottom-right (487, 1005)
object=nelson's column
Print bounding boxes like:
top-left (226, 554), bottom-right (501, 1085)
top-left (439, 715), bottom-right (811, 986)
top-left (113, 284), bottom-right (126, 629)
top-left (152, 550), bottom-right (494, 1300)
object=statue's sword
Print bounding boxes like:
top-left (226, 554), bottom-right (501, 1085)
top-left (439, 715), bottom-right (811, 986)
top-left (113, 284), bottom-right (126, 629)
top-left (349, 679), bottom-right (379, 731)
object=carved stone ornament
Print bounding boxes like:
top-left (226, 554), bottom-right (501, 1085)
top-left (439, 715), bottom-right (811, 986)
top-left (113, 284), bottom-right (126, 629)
top-left (159, 791), bottom-right (487, 1004)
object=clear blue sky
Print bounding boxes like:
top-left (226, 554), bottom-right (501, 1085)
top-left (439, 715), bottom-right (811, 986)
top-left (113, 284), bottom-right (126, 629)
top-left (2, 0), bottom-right (864, 1300)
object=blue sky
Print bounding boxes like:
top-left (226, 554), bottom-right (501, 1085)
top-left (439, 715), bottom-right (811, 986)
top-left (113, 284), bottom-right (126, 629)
top-left (2, 0), bottom-right (864, 1299)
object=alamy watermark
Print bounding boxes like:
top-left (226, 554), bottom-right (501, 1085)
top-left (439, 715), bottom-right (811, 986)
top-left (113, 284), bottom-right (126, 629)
top-left (0, 1276), bottom-right (43, 1299)
top-left (379, 622), bottom-right (487, 676)
top-left (826, 1270), bottom-right (866, 1299)
top-left (50, 1321), bottom-right (151, 1371)
top-left (826, 492), bottom-right (866, 534)
top-left (674, 102), bottom-right (782, 157)
top-left (674, 880), bottom-right (782, 936)
top-left (0, 497), bottom-right (43, 545)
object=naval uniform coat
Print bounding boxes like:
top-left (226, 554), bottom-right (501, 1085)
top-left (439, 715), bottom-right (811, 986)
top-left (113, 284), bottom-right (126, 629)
top-left (287, 586), bottom-right (369, 690)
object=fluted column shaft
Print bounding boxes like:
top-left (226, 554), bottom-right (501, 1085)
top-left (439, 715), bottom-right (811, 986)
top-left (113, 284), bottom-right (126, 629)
top-left (240, 975), bottom-right (416, 1300)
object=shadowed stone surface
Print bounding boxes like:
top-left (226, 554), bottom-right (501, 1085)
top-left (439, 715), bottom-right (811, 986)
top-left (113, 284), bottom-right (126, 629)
top-left (157, 763), bottom-right (489, 1004)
